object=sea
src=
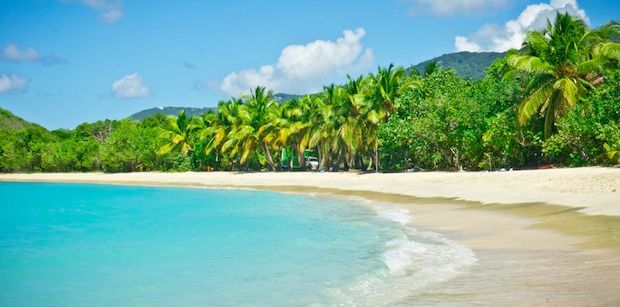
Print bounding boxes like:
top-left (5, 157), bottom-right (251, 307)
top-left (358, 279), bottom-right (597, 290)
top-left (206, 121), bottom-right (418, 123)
top-left (0, 182), bottom-right (475, 306)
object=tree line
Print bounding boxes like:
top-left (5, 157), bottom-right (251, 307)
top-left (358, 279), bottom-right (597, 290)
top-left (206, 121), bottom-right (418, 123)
top-left (1, 13), bottom-right (619, 173)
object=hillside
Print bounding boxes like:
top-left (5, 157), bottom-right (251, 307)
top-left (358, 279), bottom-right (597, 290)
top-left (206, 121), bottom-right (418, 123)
top-left (129, 52), bottom-right (502, 120)
top-left (129, 93), bottom-right (302, 120)
top-left (273, 93), bottom-right (302, 102)
top-left (411, 51), bottom-right (504, 79)
top-left (129, 107), bottom-right (215, 120)
top-left (0, 108), bottom-right (35, 130)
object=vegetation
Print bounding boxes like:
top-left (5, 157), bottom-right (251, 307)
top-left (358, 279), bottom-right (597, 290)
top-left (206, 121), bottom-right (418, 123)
top-left (0, 109), bottom-right (37, 130)
top-left (1, 14), bottom-right (618, 173)
top-left (410, 51), bottom-right (505, 80)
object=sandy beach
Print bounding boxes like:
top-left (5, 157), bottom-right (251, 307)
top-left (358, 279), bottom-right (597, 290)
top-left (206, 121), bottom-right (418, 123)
top-left (2, 167), bottom-right (620, 304)
top-left (1, 167), bottom-right (618, 215)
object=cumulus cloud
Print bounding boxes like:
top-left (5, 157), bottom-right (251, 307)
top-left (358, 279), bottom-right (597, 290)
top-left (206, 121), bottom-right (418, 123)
top-left (112, 73), bottom-right (150, 98)
top-left (220, 28), bottom-right (374, 96)
top-left (62, 0), bottom-right (124, 23)
top-left (405, 0), bottom-right (510, 15)
top-left (454, 0), bottom-right (589, 52)
top-left (0, 74), bottom-right (29, 94)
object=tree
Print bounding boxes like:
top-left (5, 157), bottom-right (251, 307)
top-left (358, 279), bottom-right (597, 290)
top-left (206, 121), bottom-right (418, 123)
top-left (158, 110), bottom-right (197, 155)
top-left (362, 64), bottom-right (418, 172)
top-left (505, 13), bottom-right (620, 137)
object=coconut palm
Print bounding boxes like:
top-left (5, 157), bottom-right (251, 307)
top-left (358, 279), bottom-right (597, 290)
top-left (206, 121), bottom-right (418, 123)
top-left (158, 110), bottom-right (197, 155)
top-left (202, 98), bottom-right (248, 169)
top-left (278, 97), bottom-right (312, 169)
top-left (338, 75), bottom-right (366, 169)
top-left (230, 86), bottom-right (280, 170)
top-left (362, 64), bottom-right (419, 172)
top-left (506, 12), bottom-right (620, 137)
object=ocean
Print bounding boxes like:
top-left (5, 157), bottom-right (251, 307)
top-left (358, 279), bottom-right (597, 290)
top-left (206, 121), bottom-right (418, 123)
top-left (0, 182), bottom-right (475, 306)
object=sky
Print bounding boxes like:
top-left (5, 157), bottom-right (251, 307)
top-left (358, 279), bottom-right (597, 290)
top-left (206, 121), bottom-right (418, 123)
top-left (0, 0), bottom-right (618, 129)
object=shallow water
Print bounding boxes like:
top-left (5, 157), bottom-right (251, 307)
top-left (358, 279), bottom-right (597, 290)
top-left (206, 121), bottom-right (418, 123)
top-left (0, 182), bottom-right (475, 306)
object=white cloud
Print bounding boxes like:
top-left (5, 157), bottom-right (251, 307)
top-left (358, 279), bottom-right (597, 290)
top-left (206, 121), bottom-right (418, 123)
top-left (220, 28), bottom-right (374, 96)
top-left (1, 44), bottom-right (67, 65)
top-left (455, 0), bottom-right (589, 52)
top-left (0, 74), bottom-right (29, 94)
top-left (63, 0), bottom-right (124, 23)
top-left (112, 73), bottom-right (150, 98)
top-left (2, 44), bottom-right (39, 62)
top-left (405, 0), bottom-right (510, 15)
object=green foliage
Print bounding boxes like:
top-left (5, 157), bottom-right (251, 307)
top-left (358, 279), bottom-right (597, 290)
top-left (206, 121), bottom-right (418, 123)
top-left (506, 13), bottom-right (620, 138)
top-left (1, 16), bottom-right (619, 173)
top-left (0, 108), bottom-right (36, 130)
top-left (411, 51), bottom-right (505, 80)
top-left (542, 70), bottom-right (620, 166)
top-left (381, 70), bottom-right (489, 170)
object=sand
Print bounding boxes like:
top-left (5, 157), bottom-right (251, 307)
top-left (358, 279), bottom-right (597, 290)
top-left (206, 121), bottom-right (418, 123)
top-left (2, 167), bottom-right (620, 304)
top-left (1, 167), bottom-right (618, 215)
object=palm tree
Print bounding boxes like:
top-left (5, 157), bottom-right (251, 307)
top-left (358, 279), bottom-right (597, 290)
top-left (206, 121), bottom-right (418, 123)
top-left (362, 64), bottom-right (418, 172)
top-left (506, 13), bottom-right (620, 137)
top-left (230, 86), bottom-right (280, 170)
top-left (158, 110), bottom-right (197, 155)
top-left (201, 98), bottom-right (248, 169)
top-left (278, 97), bottom-right (312, 169)
top-left (338, 75), bottom-right (366, 169)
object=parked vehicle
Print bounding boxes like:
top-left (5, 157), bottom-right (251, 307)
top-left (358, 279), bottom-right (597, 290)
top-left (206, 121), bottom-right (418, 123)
top-left (305, 157), bottom-right (319, 171)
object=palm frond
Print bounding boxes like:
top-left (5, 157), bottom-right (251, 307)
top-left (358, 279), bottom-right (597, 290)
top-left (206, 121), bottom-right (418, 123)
top-left (506, 54), bottom-right (554, 74)
top-left (518, 82), bottom-right (553, 124)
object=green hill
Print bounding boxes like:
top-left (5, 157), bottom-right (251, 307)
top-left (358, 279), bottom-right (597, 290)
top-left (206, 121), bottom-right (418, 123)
top-left (412, 51), bottom-right (505, 79)
top-left (273, 93), bottom-right (302, 102)
top-left (129, 106), bottom-right (215, 120)
top-left (129, 93), bottom-right (302, 120)
top-left (0, 108), bottom-right (35, 130)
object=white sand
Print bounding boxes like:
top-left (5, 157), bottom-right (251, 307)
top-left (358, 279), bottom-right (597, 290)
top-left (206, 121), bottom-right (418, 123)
top-left (1, 166), bottom-right (618, 216)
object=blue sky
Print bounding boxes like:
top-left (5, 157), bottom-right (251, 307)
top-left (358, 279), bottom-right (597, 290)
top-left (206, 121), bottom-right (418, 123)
top-left (0, 0), bottom-right (618, 129)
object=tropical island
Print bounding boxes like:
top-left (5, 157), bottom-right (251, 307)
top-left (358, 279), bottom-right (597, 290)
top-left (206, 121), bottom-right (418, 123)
top-left (2, 5), bottom-right (620, 306)
top-left (1, 13), bottom-right (619, 174)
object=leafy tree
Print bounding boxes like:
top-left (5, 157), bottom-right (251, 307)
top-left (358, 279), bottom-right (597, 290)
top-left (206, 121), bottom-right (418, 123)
top-left (362, 64), bottom-right (418, 171)
top-left (158, 110), bottom-right (197, 156)
top-left (506, 13), bottom-right (620, 137)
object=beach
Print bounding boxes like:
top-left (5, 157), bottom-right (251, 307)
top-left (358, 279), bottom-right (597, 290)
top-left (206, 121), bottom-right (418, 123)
top-left (2, 167), bottom-right (620, 304)
top-left (1, 167), bottom-right (618, 215)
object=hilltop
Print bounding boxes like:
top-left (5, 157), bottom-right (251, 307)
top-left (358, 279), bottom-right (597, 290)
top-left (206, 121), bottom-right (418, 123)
top-left (128, 93), bottom-right (303, 120)
top-left (411, 51), bottom-right (504, 79)
top-left (129, 107), bottom-right (215, 121)
top-left (0, 108), bottom-right (36, 130)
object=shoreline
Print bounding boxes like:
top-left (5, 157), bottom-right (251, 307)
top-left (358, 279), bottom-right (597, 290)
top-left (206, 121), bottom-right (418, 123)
top-left (1, 168), bottom-right (619, 251)
top-left (1, 166), bottom-right (618, 215)
top-left (2, 168), bottom-right (620, 304)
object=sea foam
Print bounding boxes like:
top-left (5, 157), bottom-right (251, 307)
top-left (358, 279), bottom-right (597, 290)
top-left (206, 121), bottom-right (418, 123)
top-left (329, 202), bottom-right (478, 306)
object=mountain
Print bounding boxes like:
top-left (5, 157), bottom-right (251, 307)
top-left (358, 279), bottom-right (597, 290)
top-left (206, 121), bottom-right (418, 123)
top-left (412, 51), bottom-right (505, 80)
top-left (129, 93), bottom-right (302, 120)
top-left (273, 93), bottom-right (302, 102)
top-left (129, 107), bottom-right (214, 121)
top-left (0, 108), bottom-right (36, 130)
top-left (128, 52), bottom-right (503, 120)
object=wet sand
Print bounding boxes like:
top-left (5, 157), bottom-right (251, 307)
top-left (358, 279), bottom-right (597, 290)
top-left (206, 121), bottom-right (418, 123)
top-left (1, 169), bottom-right (620, 305)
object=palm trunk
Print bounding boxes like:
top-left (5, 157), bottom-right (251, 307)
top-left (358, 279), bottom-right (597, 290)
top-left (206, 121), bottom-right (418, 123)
top-left (317, 145), bottom-right (323, 171)
top-left (262, 143), bottom-right (276, 171)
top-left (374, 140), bottom-right (379, 173)
top-left (297, 145), bottom-right (305, 169)
top-left (289, 147), bottom-right (294, 171)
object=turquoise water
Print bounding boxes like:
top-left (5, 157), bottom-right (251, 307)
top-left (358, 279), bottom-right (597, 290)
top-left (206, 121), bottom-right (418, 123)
top-left (0, 182), bottom-right (475, 306)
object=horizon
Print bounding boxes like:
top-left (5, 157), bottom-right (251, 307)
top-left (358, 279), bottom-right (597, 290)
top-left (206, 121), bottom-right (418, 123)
top-left (1, 0), bottom-right (618, 129)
